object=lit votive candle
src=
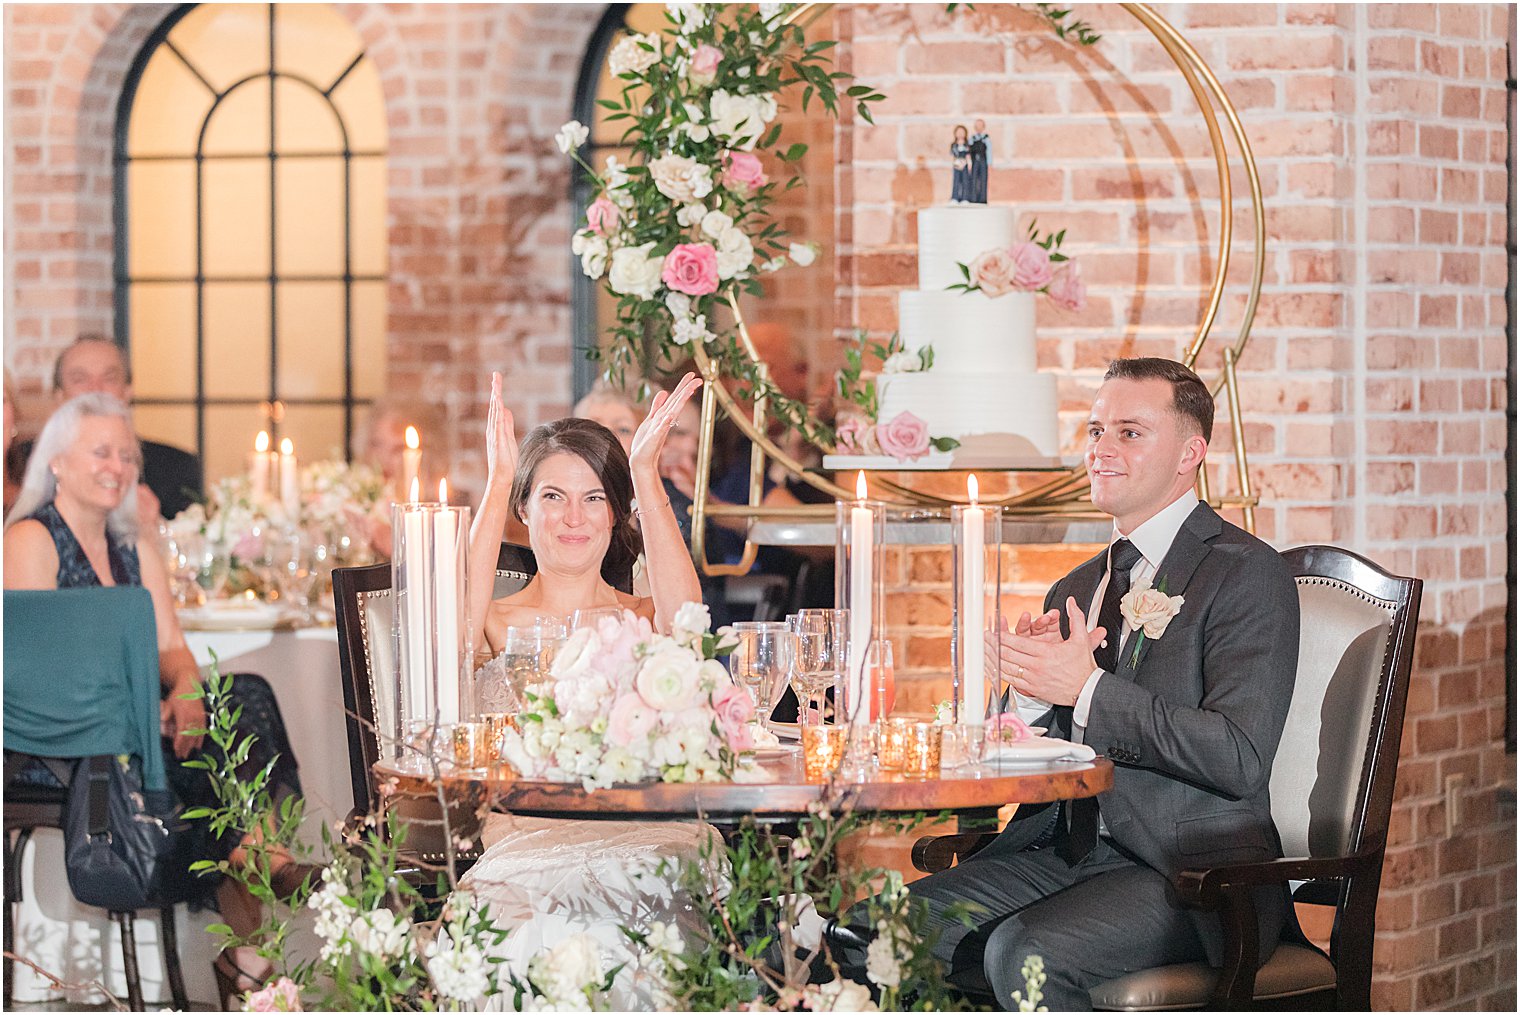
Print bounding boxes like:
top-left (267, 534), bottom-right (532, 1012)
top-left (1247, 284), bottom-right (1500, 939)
top-left (876, 718), bottom-right (912, 772)
top-left (801, 725), bottom-right (848, 783)
top-left (901, 723), bottom-right (943, 780)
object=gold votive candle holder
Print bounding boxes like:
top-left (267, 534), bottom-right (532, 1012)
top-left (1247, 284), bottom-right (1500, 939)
top-left (451, 721), bottom-right (496, 769)
top-left (480, 711), bottom-right (518, 751)
top-left (801, 725), bottom-right (848, 782)
top-left (901, 723), bottom-right (943, 779)
top-left (876, 718), bottom-right (912, 771)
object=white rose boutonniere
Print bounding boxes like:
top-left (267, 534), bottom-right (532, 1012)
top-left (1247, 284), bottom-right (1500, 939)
top-left (1118, 577), bottom-right (1184, 667)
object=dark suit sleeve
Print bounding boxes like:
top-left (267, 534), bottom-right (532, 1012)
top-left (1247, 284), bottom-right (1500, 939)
top-left (1087, 545), bottom-right (1299, 801)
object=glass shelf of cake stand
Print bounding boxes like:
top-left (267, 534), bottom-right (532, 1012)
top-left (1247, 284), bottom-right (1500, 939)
top-left (818, 453), bottom-right (1082, 472)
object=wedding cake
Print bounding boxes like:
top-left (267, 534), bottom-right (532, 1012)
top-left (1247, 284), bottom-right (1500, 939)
top-left (876, 205), bottom-right (1060, 461)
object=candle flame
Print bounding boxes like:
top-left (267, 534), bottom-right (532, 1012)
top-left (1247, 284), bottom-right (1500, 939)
top-left (405, 425), bottom-right (420, 450)
top-left (254, 430), bottom-right (269, 453)
top-left (279, 437), bottom-right (294, 455)
top-left (967, 473), bottom-right (979, 504)
top-left (409, 477), bottom-right (421, 503)
top-left (856, 471), bottom-right (868, 500)
top-left (438, 478), bottom-right (449, 504)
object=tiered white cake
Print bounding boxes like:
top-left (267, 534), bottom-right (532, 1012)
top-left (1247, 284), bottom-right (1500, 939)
top-left (876, 205), bottom-right (1060, 461)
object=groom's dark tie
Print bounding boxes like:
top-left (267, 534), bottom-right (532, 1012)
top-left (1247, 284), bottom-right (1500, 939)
top-left (1059, 538), bottom-right (1143, 864)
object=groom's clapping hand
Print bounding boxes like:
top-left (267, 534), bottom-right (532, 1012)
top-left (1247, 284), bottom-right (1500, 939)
top-left (1002, 597), bottom-right (1107, 707)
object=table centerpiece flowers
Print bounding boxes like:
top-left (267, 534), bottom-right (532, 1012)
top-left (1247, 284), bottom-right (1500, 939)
top-left (501, 603), bottom-right (755, 790)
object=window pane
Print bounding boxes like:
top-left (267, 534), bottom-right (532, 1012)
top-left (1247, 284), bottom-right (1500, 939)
top-left (280, 404), bottom-right (348, 464)
top-left (204, 282), bottom-right (271, 398)
top-left (274, 2), bottom-right (362, 93)
top-left (127, 161), bottom-right (197, 278)
top-left (129, 283), bottom-right (197, 399)
top-left (169, 2), bottom-right (270, 97)
top-left (276, 158), bottom-right (344, 275)
top-left (329, 58), bottom-right (386, 153)
top-left (276, 282), bottom-right (344, 398)
top-left (127, 49), bottom-right (215, 158)
top-left (273, 76), bottom-right (343, 153)
top-left (350, 156), bottom-right (387, 276)
top-left (203, 160), bottom-right (271, 277)
top-left (204, 404), bottom-right (273, 485)
top-left (352, 280), bottom-right (387, 399)
top-left (133, 405), bottom-right (198, 466)
top-left (202, 78), bottom-right (271, 158)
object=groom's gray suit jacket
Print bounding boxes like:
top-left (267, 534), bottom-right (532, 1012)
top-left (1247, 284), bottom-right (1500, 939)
top-left (1023, 501), bottom-right (1300, 965)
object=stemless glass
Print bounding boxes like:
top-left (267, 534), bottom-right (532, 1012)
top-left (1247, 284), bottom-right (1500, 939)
top-left (788, 609), bottom-right (848, 727)
top-left (729, 621), bottom-right (792, 726)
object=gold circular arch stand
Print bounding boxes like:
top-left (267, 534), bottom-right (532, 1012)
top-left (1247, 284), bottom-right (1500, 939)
top-left (687, 3), bottom-right (1265, 575)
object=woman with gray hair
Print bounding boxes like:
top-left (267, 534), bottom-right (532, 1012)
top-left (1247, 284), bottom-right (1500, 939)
top-left (4, 392), bottom-right (311, 1006)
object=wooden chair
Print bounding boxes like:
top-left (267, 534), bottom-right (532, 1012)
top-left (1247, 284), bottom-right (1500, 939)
top-left (912, 545), bottom-right (1422, 1010)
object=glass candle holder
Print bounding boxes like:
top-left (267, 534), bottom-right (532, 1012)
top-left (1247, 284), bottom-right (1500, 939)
top-left (393, 500), bottom-right (473, 758)
top-left (951, 483), bottom-right (1003, 726)
top-left (451, 721), bottom-right (495, 769)
top-left (800, 725), bottom-right (848, 782)
top-left (876, 717), bottom-right (913, 772)
top-left (835, 476), bottom-right (885, 730)
top-left (901, 722), bottom-right (943, 780)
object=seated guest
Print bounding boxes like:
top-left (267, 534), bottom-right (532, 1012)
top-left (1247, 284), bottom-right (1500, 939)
top-left (3, 392), bottom-right (310, 1007)
top-left (6, 336), bottom-right (202, 523)
top-left (572, 381), bottom-right (644, 454)
top-left (844, 358), bottom-right (1301, 1010)
top-left (354, 397), bottom-right (446, 556)
top-left (3, 367), bottom-right (20, 516)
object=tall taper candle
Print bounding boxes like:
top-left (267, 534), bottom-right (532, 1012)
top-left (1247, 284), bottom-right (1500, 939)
top-left (402, 426), bottom-right (422, 503)
top-left (279, 438), bottom-right (299, 516)
top-left (962, 474), bottom-right (986, 725)
top-left (251, 431), bottom-right (272, 501)
top-left (433, 479), bottom-right (460, 723)
top-left (847, 471), bottom-right (873, 726)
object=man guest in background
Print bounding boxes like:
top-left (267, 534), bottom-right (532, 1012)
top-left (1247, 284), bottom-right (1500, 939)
top-left (5, 335), bottom-right (203, 523)
top-left (861, 358), bottom-right (1301, 1010)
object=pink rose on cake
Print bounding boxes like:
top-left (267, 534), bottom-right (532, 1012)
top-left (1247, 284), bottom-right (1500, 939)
top-left (968, 247), bottom-right (1017, 297)
top-left (835, 414), bottom-right (880, 455)
top-left (1047, 263), bottom-right (1087, 311)
top-left (1008, 240), bottom-right (1055, 291)
top-left (877, 411), bottom-right (931, 462)
top-left (661, 242), bottom-right (720, 296)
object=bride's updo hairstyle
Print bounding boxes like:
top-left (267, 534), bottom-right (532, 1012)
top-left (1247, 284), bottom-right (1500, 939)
top-left (510, 417), bottom-right (642, 587)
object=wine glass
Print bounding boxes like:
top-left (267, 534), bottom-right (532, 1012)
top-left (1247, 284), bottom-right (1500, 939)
top-left (788, 609), bottom-right (848, 727)
top-left (729, 621), bottom-right (792, 726)
top-left (570, 606), bottom-right (623, 631)
top-left (195, 537), bottom-right (231, 602)
top-left (498, 622), bottom-right (565, 706)
top-left (164, 528), bottom-right (206, 607)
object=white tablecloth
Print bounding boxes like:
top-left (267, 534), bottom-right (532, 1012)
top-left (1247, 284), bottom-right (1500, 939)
top-left (9, 625), bottom-right (347, 1005)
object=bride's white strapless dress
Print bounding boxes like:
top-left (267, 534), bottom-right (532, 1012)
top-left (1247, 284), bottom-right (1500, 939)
top-left (461, 812), bottom-right (721, 1009)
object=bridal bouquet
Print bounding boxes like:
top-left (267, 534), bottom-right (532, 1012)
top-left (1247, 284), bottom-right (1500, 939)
top-left (501, 604), bottom-right (752, 790)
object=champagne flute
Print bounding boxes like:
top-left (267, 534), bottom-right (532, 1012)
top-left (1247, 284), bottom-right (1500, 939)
top-left (730, 621), bottom-right (792, 726)
top-left (788, 609), bottom-right (848, 727)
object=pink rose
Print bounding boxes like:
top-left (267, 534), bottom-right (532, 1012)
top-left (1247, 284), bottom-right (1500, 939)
top-left (1008, 240), bottom-right (1055, 291)
top-left (688, 44), bottom-right (722, 86)
top-left (834, 415), bottom-right (880, 455)
top-left (231, 531), bottom-right (262, 561)
top-left (991, 711), bottom-right (1032, 744)
top-left (1047, 263), bottom-right (1086, 311)
top-left (968, 247), bottom-right (1016, 297)
top-left (245, 977), bottom-right (302, 1012)
top-left (721, 150), bottom-right (768, 192)
top-left (710, 682), bottom-right (755, 750)
top-left (607, 693), bottom-right (659, 747)
top-left (876, 411), bottom-right (931, 462)
top-left (661, 242), bottom-right (720, 296)
top-left (586, 196), bottom-right (620, 236)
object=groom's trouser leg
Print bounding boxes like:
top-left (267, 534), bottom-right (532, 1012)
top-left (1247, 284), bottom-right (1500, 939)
top-left (908, 839), bottom-right (1206, 1011)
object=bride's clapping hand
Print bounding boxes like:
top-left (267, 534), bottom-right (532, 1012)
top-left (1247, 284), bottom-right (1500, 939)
top-left (629, 372), bottom-right (703, 478)
top-left (485, 371), bottom-right (519, 492)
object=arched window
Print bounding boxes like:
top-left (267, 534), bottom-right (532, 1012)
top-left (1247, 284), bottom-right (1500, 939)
top-left (115, 2), bottom-right (387, 481)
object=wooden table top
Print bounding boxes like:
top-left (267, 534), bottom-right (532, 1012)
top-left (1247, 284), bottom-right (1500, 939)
top-left (373, 752), bottom-right (1113, 823)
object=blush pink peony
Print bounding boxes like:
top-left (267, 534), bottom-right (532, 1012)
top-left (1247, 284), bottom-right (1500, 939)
top-left (1047, 263), bottom-right (1087, 311)
top-left (1008, 240), bottom-right (1055, 291)
top-left (968, 247), bottom-right (1017, 297)
top-left (876, 411), bottom-right (931, 462)
top-left (721, 150), bottom-right (768, 192)
top-left (607, 692), bottom-right (660, 747)
top-left (661, 243), bottom-right (720, 296)
top-left (585, 196), bottom-right (620, 236)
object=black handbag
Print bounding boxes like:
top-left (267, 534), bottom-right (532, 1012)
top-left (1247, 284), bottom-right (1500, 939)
top-left (63, 754), bottom-right (206, 911)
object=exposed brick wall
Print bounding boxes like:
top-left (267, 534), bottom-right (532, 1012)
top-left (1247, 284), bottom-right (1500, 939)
top-left (3, 3), bottom-right (1511, 1008)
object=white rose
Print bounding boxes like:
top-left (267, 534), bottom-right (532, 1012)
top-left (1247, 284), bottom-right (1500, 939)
top-left (700, 210), bottom-right (734, 239)
top-left (665, 291), bottom-right (692, 318)
top-left (789, 241), bottom-right (819, 267)
top-left (608, 243), bottom-right (663, 299)
top-left (554, 119), bottom-right (589, 154)
top-left (1119, 581), bottom-right (1185, 640)
top-left (672, 314), bottom-right (714, 346)
top-left (550, 626), bottom-right (601, 679)
top-left (608, 32), bottom-right (661, 77)
top-left (667, 2), bottom-right (706, 33)
top-left (672, 601), bottom-right (712, 644)
top-left (636, 647), bottom-right (703, 711)
top-left (881, 351), bottom-right (921, 374)
top-left (649, 152), bottom-right (714, 203)
top-left (709, 90), bottom-right (768, 149)
top-left (714, 227), bottom-right (754, 280)
top-left (677, 202), bottom-right (707, 227)
top-left (572, 231), bottom-right (609, 279)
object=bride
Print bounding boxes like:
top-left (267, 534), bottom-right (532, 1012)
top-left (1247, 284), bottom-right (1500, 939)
top-left (461, 371), bottom-right (716, 1006)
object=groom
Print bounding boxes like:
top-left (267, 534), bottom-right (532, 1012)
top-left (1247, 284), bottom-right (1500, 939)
top-left (903, 358), bottom-right (1300, 1009)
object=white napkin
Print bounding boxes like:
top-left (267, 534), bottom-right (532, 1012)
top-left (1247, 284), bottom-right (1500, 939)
top-left (983, 736), bottom-right (1097, 764)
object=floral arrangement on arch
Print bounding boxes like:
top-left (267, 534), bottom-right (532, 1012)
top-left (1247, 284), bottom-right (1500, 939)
top-left (501, 603), bottom-right (756, 790)
top-left (558, 2), bottom-right (883, 450)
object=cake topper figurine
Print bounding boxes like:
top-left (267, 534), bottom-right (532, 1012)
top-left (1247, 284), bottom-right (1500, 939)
top-left (950, 120), bottom-right (991, 204)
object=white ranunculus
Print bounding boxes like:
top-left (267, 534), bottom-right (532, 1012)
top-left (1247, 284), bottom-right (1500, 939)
top-left (665, 291), bottom-right (692, 318)
top-left (649, 153), bottom-right (714, 203)
top-left (700, 209), bottom-right (734, 239)
top-left (672, 601), bottom-right (712, 645)
top-left (554, 119), bottom-right (589, 154)
top-left (714, 228), bottom-right (754, 280)
top-left (708, 90), bottom-right (769, 149)
top-left (788, 240), bottom-right (819, 267)
top-left (636, 646), bottom-right (703, 711)
top-left (572, 231), bottom-right (609, 279)
top-left (550, 626), bottom-right (601, 679)
top-left (608, 32), bottom-right (661, 77)
top-left (608, 243), bottom-right (664, 299)
top-left (672, 314), bottom-right (714, 346)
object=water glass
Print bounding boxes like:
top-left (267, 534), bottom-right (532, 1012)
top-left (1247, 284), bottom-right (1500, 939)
top-left (789, 609), bottom-right (848, 727)
top-left (499, 621), bottom-right (566, 703)
top-left (570, 606), bottom-right (623, 631)
top-left (729, 621), bottom-right (792, 725)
